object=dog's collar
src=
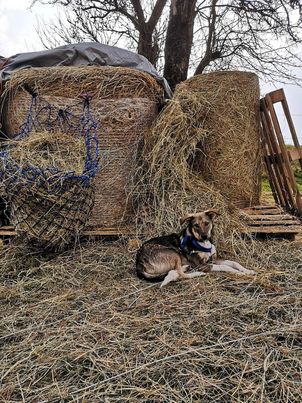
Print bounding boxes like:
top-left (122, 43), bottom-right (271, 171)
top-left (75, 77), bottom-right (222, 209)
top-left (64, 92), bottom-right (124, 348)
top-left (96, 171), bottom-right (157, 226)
top-left (180, 235), bottom-right (212, 254)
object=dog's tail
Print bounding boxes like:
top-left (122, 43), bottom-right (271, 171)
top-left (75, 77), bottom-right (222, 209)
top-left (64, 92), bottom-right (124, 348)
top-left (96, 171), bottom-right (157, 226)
top-left (136, 263), bottom-right (166, 283)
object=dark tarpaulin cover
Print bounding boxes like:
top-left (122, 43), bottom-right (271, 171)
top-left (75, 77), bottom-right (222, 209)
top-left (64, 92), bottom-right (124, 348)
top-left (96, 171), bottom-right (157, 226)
top-left (0, 42), bottom-right (172, 98)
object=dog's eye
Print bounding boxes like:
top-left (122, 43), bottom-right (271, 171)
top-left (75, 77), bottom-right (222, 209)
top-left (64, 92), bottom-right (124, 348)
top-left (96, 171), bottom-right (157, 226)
top-left (205, 222), bottom-right (210, 226)
top-left (193, 224), bottom-right (199, 229)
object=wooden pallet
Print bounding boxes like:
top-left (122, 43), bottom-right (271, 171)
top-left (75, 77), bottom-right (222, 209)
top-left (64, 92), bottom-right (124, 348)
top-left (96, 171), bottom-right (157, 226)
top-left (260, 89), bottom-right (302, 217)
top-left (240, 205), bottom-right (302, 238)
top-left (2, 206), bottom-right (301, 241)
top-left (0, 226), bottom-right (134, 238)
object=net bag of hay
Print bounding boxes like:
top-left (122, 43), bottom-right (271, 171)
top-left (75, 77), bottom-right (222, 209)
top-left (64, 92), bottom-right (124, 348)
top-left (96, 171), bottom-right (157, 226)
top-left (0, 93), bottom-right (99, 249)
top-left (181, 71), bottom-right (261, 208)
top-left (2, 67), bottom-right (163, 232)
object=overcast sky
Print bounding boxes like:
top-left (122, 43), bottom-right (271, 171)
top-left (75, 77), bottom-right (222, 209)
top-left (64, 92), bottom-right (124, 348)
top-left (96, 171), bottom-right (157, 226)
top-left (1, 0), bottom-right (302, 143)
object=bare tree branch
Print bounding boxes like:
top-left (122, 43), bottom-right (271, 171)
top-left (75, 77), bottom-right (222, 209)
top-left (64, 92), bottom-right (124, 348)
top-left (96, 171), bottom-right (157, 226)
top-left (33, 0), bottom-right (302, 88)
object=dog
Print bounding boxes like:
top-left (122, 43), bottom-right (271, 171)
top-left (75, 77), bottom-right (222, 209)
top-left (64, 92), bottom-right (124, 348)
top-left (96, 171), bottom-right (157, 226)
top-left (136, 210), bottom-right (255, 287)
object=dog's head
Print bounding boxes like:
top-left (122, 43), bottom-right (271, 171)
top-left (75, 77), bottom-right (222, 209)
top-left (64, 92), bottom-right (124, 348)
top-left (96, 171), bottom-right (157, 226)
top-left (180, 210), bottom-right (220, 241)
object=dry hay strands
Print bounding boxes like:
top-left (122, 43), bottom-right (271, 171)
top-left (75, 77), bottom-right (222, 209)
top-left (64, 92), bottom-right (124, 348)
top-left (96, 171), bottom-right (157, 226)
top-left (5, 130), bottom-right (86, 177)
top-left (0, 240), bottom-right (301, 402)
top-left (3, 66), bottom-right (164, 104)
top-left (130, 72), bottom-right (263, 260)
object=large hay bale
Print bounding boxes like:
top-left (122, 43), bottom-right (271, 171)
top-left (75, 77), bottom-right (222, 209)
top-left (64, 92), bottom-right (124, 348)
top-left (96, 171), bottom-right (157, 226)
top-left (2, 66), bottom-right (163, 230)
top-left (180, 71), bottom-right (261, 208)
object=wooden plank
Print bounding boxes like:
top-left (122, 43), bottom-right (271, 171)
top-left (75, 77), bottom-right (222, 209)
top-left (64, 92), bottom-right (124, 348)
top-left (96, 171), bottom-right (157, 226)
top-left (265, 149), bottom-right (302, 163)
top-left (261, 89), bottom-right (302, 215)
top-left (268, 89), bottom-right (284, 103)
top-left (247, 205), bottom-right (282, 210)
top-left (242, 208), bottom-right (283, 215)
top-left (264, 95), bottom-right (298, 211)
top-left (246, 220), bottom-right (300, 226)
top-left (262, 97), bottom-right (295, 210)
top-left (243, 214), bottom-right (299, 221)
top-left (260, 111), bottom-right (281, 205)
top-left (260, 101), bottom-right (287, 208)
top-left (264, 158), bottom-right (280, 205)
top-left (245, 225), bottom-right (302, 234)
top-left (260, 105), bottom-right (290, 209)
top-left (280, 90), bottom-right (302, 171)
top-left (288, 149), bottom-right (302, 162)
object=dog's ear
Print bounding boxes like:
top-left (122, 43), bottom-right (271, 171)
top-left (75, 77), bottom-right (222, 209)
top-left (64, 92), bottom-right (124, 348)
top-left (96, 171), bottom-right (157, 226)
top-left (204, 209), bottom-right (220, 220)
top-left (180, 214), bottom-right (194, 226)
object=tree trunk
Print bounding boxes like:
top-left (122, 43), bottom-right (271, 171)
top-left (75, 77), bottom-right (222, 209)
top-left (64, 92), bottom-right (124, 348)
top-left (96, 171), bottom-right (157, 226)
top-left (164, 0), bottom-right (197, 90)
top-left (138, 29), bottom-right (159, 67)
top-left (195, 50), bottom-right (221, 75)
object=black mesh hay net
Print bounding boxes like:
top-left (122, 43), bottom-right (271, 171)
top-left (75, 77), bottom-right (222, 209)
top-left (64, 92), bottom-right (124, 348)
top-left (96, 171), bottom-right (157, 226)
top-left (0, 91), bottom-right (99, 250)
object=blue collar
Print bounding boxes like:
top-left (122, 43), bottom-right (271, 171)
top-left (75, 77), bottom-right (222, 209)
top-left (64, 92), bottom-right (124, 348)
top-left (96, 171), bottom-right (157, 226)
top-left (180, 235), bottom-right (212, 254)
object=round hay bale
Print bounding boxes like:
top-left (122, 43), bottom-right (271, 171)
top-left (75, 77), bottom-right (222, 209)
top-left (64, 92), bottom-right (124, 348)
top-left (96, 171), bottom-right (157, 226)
top-left (2, 66), bottom-right (162, 231)
top-left (179, 71), bottom-right (261, 208)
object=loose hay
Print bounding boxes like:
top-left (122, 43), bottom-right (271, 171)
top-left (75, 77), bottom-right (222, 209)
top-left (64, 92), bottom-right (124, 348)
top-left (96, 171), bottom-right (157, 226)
top-left (0, 239), bottom-right (301, 401)
top-left (6, 130), bottom-right (86, 176)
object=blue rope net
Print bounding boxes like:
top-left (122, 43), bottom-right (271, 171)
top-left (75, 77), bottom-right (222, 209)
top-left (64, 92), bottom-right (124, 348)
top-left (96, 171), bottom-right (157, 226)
top-left (0, 92), bottom-right (99, 189)
top-left (0, 90), bottom-right (100, 250)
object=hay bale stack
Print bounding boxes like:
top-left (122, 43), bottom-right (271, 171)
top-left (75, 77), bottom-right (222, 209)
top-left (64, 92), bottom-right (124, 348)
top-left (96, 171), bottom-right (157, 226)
top-left (3, 67), bottom-right (163, 230)
top-left (180, 71), bottom-right (261, 208)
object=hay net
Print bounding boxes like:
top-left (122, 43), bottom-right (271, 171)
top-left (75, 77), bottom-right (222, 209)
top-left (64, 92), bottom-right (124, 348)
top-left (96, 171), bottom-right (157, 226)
top-left (0, 89), bottom-right (100, 249)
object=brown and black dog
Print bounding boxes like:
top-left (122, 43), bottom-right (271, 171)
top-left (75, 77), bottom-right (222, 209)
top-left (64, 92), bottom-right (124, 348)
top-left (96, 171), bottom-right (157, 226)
top-left (136, 210), bottom-right (255, 287)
